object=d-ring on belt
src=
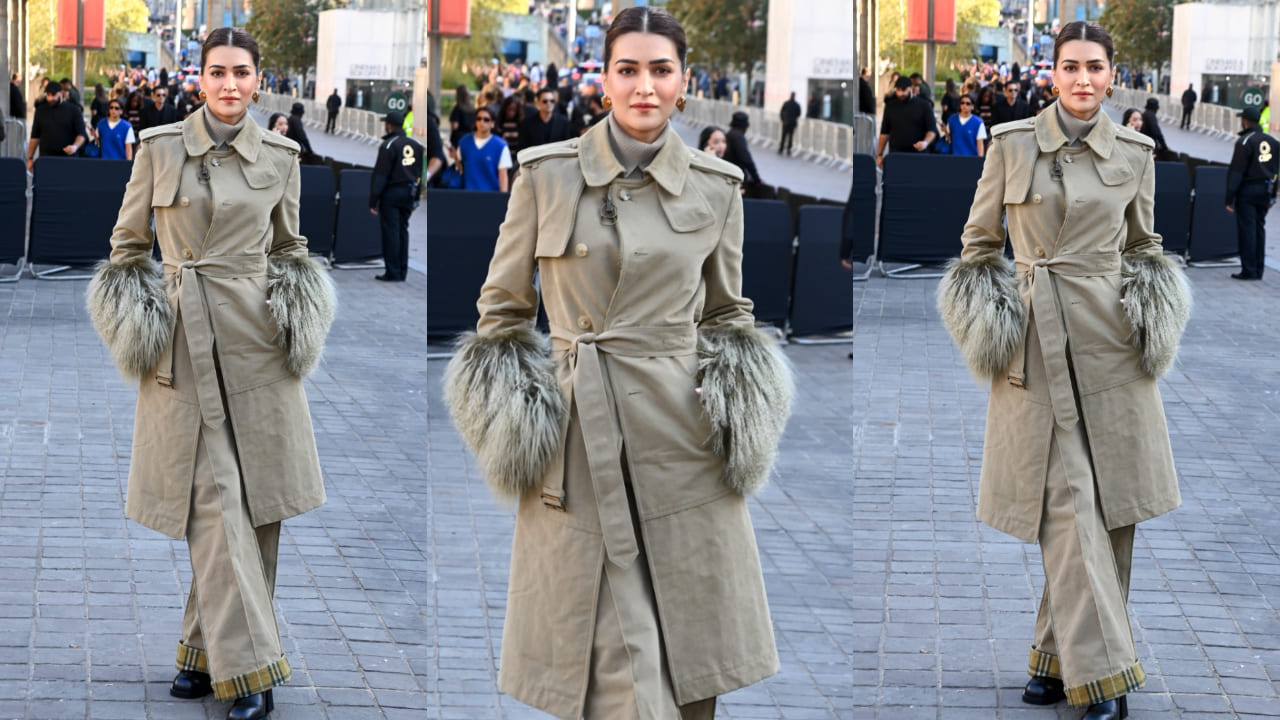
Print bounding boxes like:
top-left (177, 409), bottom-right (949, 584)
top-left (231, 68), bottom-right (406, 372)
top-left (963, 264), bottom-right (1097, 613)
top-left (1010, 251), bottom-right (1121, 430)
top-left (545, 324), bottom-right (696, 569)
top-left (158, 254), bottom-right (269, 429)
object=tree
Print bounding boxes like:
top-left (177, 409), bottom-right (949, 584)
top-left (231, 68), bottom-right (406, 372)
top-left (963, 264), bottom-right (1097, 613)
top-left (28, 0), bottom-right (149, 85)
top-left (1097, 0), bottom-right (1179, 71)
top-left (664, 0), bottom-right (768, 71)
top-left (878, 0), bottom-right (1002, 79)
top-left (245, 0), bottom-right (346, 80)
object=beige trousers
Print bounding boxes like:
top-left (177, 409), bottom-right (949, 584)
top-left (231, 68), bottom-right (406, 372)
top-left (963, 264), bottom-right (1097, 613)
top-left (175, 418), bottom-right (291, 702)
top-left (1029, 420), bottom-right (1144, 707)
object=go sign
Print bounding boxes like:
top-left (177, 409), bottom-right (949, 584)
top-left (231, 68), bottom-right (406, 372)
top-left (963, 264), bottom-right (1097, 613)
top-left (386, 92), bottom-right (409, 114)
top-left (1243, 87), bottom-right (1265, 108)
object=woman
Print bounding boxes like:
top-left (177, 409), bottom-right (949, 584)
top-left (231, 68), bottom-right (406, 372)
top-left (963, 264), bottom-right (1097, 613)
top-left (125, 90), bottom-right (144, 130)
top-left (94, 99), bottom-right (136, 160)
top-left (976, 84), bottom-right (996, 131)
top-left (497, 94), bottom-right (525, 173)
top-left (443, 7), bottom-right (791, 719)
top-left (697, 125), bottom-right (726, 157)
top-left (90, 83), bottom-right (110, 128)
top-left (449, 84), bottom-right (474, 148)
top-left (945, 94), bottom-right (987, 156)
top-left (940, 78), bottom-right (961, 126)
top-left (455, 107), bottom-right (511, 192)
top-left (938, 21), bottom-right (1189, 720)
top-left (86, 27), bottom-right (335, 720)
top-left (286, 102), bottom-right (315, 161)
top-left (267, 112), bottom-right (289, 136)
top-left (1121, 107), bottom-right (1143, 132)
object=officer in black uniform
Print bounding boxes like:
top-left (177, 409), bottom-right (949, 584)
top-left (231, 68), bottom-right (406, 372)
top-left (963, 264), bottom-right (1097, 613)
top-left (370, 110), bottom-right (424, 282)
top-left (1225, 107), bottom-right (1279, 280)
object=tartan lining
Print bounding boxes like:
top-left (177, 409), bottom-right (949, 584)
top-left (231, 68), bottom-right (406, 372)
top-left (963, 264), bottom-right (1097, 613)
top-left (210, 656), bottom-right (291, 702)
top-left (174, 642), bottom-right (209, 673)
top-left (1064, 661), bottom-right (1145, 708)
top-left (1027, 646), bottom-right (1061, 679)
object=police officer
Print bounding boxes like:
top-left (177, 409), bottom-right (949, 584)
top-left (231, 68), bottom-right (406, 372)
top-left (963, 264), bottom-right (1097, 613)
top-left (370, 110), bottom-right (424, 282)
top-left (1226, 107), bottom-right (1279, 280)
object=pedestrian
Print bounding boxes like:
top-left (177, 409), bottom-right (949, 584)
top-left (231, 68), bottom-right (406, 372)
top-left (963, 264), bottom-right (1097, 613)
top-left (1121, 107), bottom-right (1143, 132)
top-left (975, 85), bottom-right (996, 130)
top-left (93, 98), bottom-right (135, 160)
top-left (945, 94), bottom-right (987, 156)
top-left (286, 102), bottom-right (315, 161)
top-left (779, 90), bottom-right (801, 155)
top-left (26, 81), bottom-right (86, 171)
top-left (1225, 107), bottom-right (1278, 280)
top-left (723, 110), bottom-right (763, 194)
top-left (992, 80), bottom-right (1030, 126)
top-left (125, 90), bottom-right (144, 130)
top-left (369, 110), bottom-right (423, 283)
top-left (267, 112), bottom-right (289, 136)
top-left (139, 86), bottom-right (177, 131)
top-left (449, 85), bottom-right (474, 148)
top-left (520, 86), bottom-right (572, 150)
top-left (324, 89), bottom-right (341, 133)
top-left (859, 67), bottom-right (875, 115)
top-left (59, 77), bottom-right (81, 108)
top-left (85, 26), bottom-right (335, 720)
top-left (442, 7), bottom-right (791, 719)
top-left (1140, 97), bottom-right (1171, 160)
top-left (875, 76), bottom-right (938, 167)
top-left (909, 72), bottom-right (933, 102)
top-left (1180, 84), bottom-right (1196, 130)
top-left (496, 95), bottom-right (525, 172)
top-left (940, 78), bottom-right (961, 127)
top-left (423, 110), bottom-right (445, 188)
top-left (456, 106), bottom-right (511, 192)
top-left (698, 125), bottom-right (726, 157)
top-left (938, 21), bottom-right (1189, 720)
top-left (90, 83), bottom-right (111, 129)
top-left (9, 72), bottom-right (24, 118)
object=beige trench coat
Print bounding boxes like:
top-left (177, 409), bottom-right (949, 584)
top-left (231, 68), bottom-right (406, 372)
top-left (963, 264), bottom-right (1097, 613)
top-left (473, 122), bottom-right (778, 718)
top-left (955, 109), bottom-right (1182, 543)
top-left (104, 112), bottom-right (326, 540)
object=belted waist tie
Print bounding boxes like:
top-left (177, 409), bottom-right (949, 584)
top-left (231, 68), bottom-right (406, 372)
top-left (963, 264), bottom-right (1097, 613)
top-left (1011, 251), bottom-right (1122, 430)
top-left (545, 324), bottom-right (697, 569)
top-left (158, 254), bottom-right (269, 429)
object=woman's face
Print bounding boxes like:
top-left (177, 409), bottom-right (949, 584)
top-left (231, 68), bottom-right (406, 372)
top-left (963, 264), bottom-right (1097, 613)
top-left (272, 115), bottom-right (289, 134)
top-left (474, 112), bottom-right (494, 137)
top-left (601, 32), bottom-right (689, 143)
top-left (200, 45), bottom-right (258, 124)
top-left (1126, 112), bottom-right (1143, 131)
top-left (1052, 39), bottom-right (1114, 120)
top-left (703, 129), bottom-right (726, 157)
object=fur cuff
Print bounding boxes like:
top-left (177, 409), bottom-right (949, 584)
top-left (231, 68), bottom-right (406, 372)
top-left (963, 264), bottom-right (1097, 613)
top-left (1122, 253), bottom-right (1191, 377)
top-left (86, 256), bottom-right (174, 379)
top-left (267, 255), bottom-right (337, 377)
top-left (697, 325), bottom-right (794, 496)
top-left (936, 255), bottom-right (1026, 379)
top-left (443, 327), bottom-right (567, 500)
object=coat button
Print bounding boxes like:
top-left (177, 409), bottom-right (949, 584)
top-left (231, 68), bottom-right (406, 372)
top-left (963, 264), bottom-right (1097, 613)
top-left (1032, 193), bottom-right (1042, 204)
top-left (183, 248), bottom-right (193, 259)
top-left (577, 316), bottom-right (591, 330)
top-left (1035, 246), bottom-right (1045, 257)
top-left (1063, 155), bottom-right (1073, 164)
top-left (575, 243), bottom-right (589, 257)
top-left (619, 189), bottom-right (631, 201)
top-left (179, 197), bottom-right (190, 207)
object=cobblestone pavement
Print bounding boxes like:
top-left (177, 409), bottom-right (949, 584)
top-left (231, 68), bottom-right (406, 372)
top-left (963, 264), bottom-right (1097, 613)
top-left (425, 340), bottom-right (854, 720)
top-left (0, 270), bottom-right (430, 719)
top-left (853, 268), bottom-right (1280, 718)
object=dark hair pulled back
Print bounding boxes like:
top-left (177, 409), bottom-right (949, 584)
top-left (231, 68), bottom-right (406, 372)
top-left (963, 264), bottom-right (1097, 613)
top-left (604, 7), bottom-right (688, 69)
top-left (201, 27), bottom-right (261, 72)
top-left (1053, 21), bottom-right (1115, 67)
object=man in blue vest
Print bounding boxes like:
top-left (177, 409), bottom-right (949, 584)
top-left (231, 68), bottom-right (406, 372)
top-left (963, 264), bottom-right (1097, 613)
top-left (370, 111), bottom-right (424, 282)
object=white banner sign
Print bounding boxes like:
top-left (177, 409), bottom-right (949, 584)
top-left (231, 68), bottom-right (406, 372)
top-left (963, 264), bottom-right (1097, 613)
top-left (348, 63), bottom-right (390, 79)
top-left (812, 57), bottom-right (855, 79)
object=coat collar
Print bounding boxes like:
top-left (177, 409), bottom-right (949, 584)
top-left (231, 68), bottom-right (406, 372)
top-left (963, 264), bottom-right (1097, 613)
top-left (183, 106), bottom-right (262, 163)
top-left (579, 118), bottom-right (690, 196)
top-left (1035, 104), bottom-right (1116, 160)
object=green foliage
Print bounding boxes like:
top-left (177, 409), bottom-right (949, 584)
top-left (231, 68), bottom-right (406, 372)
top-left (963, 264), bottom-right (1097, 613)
top-left (878, 0), bottom-right (1003, 79)
top-left (29, 0), bottom-right (149, 82)
top-left (442, 0), bottom-right (507, 73)
top-left (246, 0), bottom-right (346, 76)
top-left (1098, 0), bottom-right (1179, 70)
top-left (664, 0), bottom-right (768, 71)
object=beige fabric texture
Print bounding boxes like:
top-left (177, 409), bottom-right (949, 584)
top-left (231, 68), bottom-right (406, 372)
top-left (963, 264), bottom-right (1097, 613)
top-left (466, 121), bottom-right (780, 719)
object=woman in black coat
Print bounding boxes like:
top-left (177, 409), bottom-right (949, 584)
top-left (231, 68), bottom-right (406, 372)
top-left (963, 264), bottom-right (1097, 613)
top-left (286, 102), bottom-right (315, 161)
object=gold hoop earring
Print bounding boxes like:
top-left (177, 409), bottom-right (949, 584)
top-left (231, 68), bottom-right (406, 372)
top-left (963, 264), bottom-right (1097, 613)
top-left (676, 96), bottom-right (686, 112)
top-left (252, 91), bottom-right (260, 103)
top-left (1051, 86), bottom-right (1060, 97)
top-left (1105, 86), bottom-right (1114, 98)
top-left (602, 95), bottom-right (612, 110)
top-left (198, 90), bottom-right (206, 102)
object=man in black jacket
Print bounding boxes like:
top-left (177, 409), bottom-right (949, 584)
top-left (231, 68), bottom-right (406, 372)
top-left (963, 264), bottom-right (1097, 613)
top-left (991, 80), bottom-right (1029, 126)
top-left (520, 87), bottom-right (572, 149)
top-left (1225, 107), bottom-right (1279, 280)
top-left (779, 91), bottom-right (801, 155)
top-left (325, 89), bottom-right (342, 133)
top-left (723, 111), bottom-right (763, 193)
top-left (1180, 84), bottom-right (1196, 130)
top-left (138, 87), bottom-right (177, 131)
top-left (876, 76), bottom-right (937, 167)
top-left (26, 83), bottom-right (85, 170)
top-left (370, 111), bottom-right (424, 283)
top-left (1140, 98), bottom-right (1172, 160)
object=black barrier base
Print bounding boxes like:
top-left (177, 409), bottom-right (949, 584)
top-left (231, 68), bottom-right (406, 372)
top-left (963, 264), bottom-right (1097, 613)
top-left (1188, 166), bottom-right (1239, 263)
top-left (29, 157), bottom-right (133, 268)
top-left (741, 199), bottom-right (793, 330)
top-left (333, 169), bottom-right (385, 264)
top-left (842, 154), bottom-right (877, 269)
top-left (425, 189), bottom-right (510, 341)
top-left (879, 153), bottom-right (986, 267)
top-left (790, 206), bottom-right (853, 337)
top-left (299, 165), bottom-right (337, 257)
top-left (1154, 161), bottom-right (1191, 255)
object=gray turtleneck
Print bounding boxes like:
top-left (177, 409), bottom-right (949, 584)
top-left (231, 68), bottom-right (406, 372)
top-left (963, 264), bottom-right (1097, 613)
top-left (1055, 101), bottom-right (1100, 147)
top-left (606, 113), bottom-right (668, 178)
top-left (202, 104), bottom-right (247, 150)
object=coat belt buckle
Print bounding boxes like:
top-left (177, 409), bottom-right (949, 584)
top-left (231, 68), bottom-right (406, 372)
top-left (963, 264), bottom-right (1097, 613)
top-left (541, 491), bottom-right (566, 511)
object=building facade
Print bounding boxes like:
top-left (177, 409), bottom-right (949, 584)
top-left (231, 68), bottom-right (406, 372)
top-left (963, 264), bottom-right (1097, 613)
top-left (1171, 1), bottom-right (1277, 110)
top-left (764, 0), bottom-right (855, 125)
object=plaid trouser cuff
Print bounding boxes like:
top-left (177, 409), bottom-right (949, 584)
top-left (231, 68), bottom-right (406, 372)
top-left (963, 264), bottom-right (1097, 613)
top-left (175, 642), bottom-right (208, 674)
top-left (211, 655), bottom-right (291, 702)
top-left (1027, 646), bottom-right (1061, 679)
top-left (1064, 662), bottom-right (1145, 708)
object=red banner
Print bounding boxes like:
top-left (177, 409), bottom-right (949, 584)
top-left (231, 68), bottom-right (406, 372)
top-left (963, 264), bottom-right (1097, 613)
top-left (905, 0), bottom-right (957, 45)
top-left (55, 0), bottom-right (106, 50)
top-left (427, 0), bottom-right (471, 38)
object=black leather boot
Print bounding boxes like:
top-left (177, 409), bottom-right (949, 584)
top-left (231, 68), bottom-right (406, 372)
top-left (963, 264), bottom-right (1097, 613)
top-left (1021, 675), bottom-right (1065, 705)
top-left (169, 670), bottom-right (212, 699)
top-left (1083, 695), bottom-right (1128, 720)
top-left (227, 689), bottom-right (274, 720)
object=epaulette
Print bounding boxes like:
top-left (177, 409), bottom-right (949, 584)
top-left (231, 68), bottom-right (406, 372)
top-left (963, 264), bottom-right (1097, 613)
top-left (688, 149), bottom-right (744, 183)
top-left (261, 131), bottom-right (301, 155)
top-left (991, 117), bottom-right (1036, 139)
top-left (1113, 125), bottom-right (1155, 150)
top-left (517, 138), bottom-right (580, 168)
top-left (138, 124), bottom-right (184, 143)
